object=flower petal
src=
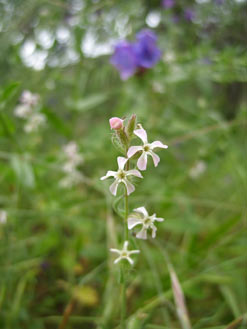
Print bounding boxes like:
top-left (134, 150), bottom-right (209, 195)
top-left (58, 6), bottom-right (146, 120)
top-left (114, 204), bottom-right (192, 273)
top-left (123, 179), bottom-right (135, 195)
top-left (133, 206), bottom-right (149, 217)
top-left (109, 180), bottom-right (119, 196)
top-left (149, 151), bottom-right (160, 167)
top-left (114, 257), bottom-right (122, 264)
top-left (117, 156), bottom-right (128, 170)
top-left (134, 128), bottom-right (148, 143)
top-left (136, 227), bottom-right (148, 239)
top-left (137, 152), bottom-right (147, 171)
top-left (129, 249), bottom-right (140, 255)
top-left (125, 256), bottom-right (134, 265)
top-left (110, 248), bottom-right (121, 254)
top-left (126, 169), bottom-right (143, 178)
top-left (151, 225), bottom-right (157, 238)
top-left (100, 171), bottom-right (116, 180)
top-left (128, 217), bottom-right (143, 229)
top-left (154, 217), bottom-right (164, 222)
top-left (127, 146), bottom-right (142, 158)
top-left (150, 140), bottom-right (168, 149)
top-left (123, 241), bottom-right (129, 251)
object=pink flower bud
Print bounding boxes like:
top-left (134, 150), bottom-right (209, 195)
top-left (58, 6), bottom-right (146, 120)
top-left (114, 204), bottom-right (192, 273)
top-left (109, 117), bottom-right (123, 130)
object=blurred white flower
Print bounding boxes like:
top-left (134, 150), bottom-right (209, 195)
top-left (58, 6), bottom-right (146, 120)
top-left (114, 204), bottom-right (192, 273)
top-left (128, 206), bottom-right (164, 239)
top-left (20, 90), bottom-right (39, 106)
top-left (60, 170), bottom-right (83, 188)
top-left (14, 104), bottom-right (32, 118)
top-left (14, 90), bottom-right (45, 133)
top-left (100, 156), bottom-right (143, 196)
top-left (110, 241), bottom-right (140, 265)
top-left (24, 113), bottom-right (46, 133)
top-left (189, 161), bottom-right (206, 179)
top-left (63, 141), bottom-right (83, 168)
top-left (0, 210), bottom-right (7, 224)
top-left (127, 127), bottom-right (168, 171)
top-left (60, 141), bottom-right (84, 188)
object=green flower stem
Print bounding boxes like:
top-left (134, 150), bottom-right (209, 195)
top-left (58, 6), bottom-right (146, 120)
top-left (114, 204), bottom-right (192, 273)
top-left (120, 157), bottom-right (129, 329)
top-left (124, 186), bottom-right (129, 241)
top-left (120, 270), bottom-right (126, 329)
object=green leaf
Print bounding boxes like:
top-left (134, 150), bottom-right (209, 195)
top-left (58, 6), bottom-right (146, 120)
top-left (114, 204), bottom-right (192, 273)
top-left (11, 154), bottom-right (35, 188)
top-left (0, 82), bottom-right (20, 104)
top-left (68, 93), bottom-right (109, 112)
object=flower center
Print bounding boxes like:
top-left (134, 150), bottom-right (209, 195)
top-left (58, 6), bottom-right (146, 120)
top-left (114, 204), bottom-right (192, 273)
top-left (143, 145), bottom-right (150, 152)
top-left (117, 170), bottom-right (126, 180)
top-left (144, 217), bottom-right (152, 225)
top-left (122, 252), bottom-right (127, 257)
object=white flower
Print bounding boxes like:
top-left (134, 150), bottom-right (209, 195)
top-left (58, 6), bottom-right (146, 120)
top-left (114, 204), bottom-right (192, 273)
top-left (189, 161), bottom-right (206, 179)
top-left (110, 240), bottom-right (140, 265)
top-left (24, 113), bottom-right (46, 133)
top-left (63, 141), bottom-right (78, 157)
top-left (100, 156), bottom-right (143, 196)
top-left (127, 128), bottom-right (168, 171)
top-left (128, 206), bottom-right (164, 239)
top-left (14, 104), bottom-right (32, 118)
top-left (21, 90), bottom-right (39, 106)
top-left (0, 210), bottom-right (7, 224)
top-left (60, 170), bottom-right (83, 188)
top-left (63, 142), bottom-right (83, 168)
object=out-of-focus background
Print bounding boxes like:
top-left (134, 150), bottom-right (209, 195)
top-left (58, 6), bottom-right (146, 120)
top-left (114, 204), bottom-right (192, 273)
top-left (0, 0), bottom-right (246, 328)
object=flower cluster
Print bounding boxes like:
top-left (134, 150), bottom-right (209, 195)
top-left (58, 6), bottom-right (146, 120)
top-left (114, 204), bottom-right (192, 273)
top-left (14, 90), bottom-right (46, 133)
top-left (60, 141), bottom-right (84, 188)
top-left (110, 29), bottom-right (162, 80)
top-left (101, 115), bottom-right (168, 265)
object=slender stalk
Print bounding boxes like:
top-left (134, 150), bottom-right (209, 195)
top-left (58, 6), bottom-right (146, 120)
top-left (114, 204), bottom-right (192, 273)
top-left (124, 187), bottom-right (129, 241)
top-left (120, 271), bottom-right (126, 329)
top-left (120, 156), bottom-right (129, 329)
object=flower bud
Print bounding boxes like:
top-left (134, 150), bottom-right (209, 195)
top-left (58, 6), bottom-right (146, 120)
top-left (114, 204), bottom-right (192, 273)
top-left (109, 117), bottom-right (123, 130)
top-left (126, 114), bottom-right (136, 138)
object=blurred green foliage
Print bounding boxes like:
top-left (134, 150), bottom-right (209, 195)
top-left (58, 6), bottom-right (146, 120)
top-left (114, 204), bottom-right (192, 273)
top-left (0, 0), bottom-right (246, 328)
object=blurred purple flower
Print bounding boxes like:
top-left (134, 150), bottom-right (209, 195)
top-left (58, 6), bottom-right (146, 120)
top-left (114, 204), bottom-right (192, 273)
top-left (110, 41), bottom-right (138, 80)
top-left (172, 15), bottom-right (180, 23)
top-left (214, 0), bottom-right (224, 4)
top-left (162, 0), bottom-right (175, 9)
top-left (184, 8), bottom-right (195, 22)
top-left (133, 29), bottom-right (162, 69)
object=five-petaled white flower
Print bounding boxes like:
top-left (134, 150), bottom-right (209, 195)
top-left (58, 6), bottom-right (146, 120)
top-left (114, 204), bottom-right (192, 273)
top-left (100, 156), bottom-right (143, 196)
top-left (110, 240), bottom-right (140, 265)
top-left (128, 206), bottom-right (164, 239)
top-left (127, 128), bottom-right (168, 171)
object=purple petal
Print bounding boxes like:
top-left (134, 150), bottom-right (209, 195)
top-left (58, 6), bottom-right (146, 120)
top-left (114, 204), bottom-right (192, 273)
top-left (110, 41), bottom-right (137, 80)
top-left (162, 0), bottom-right (175, 9)
top-left (133, 29), bottom-right (162, 69)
